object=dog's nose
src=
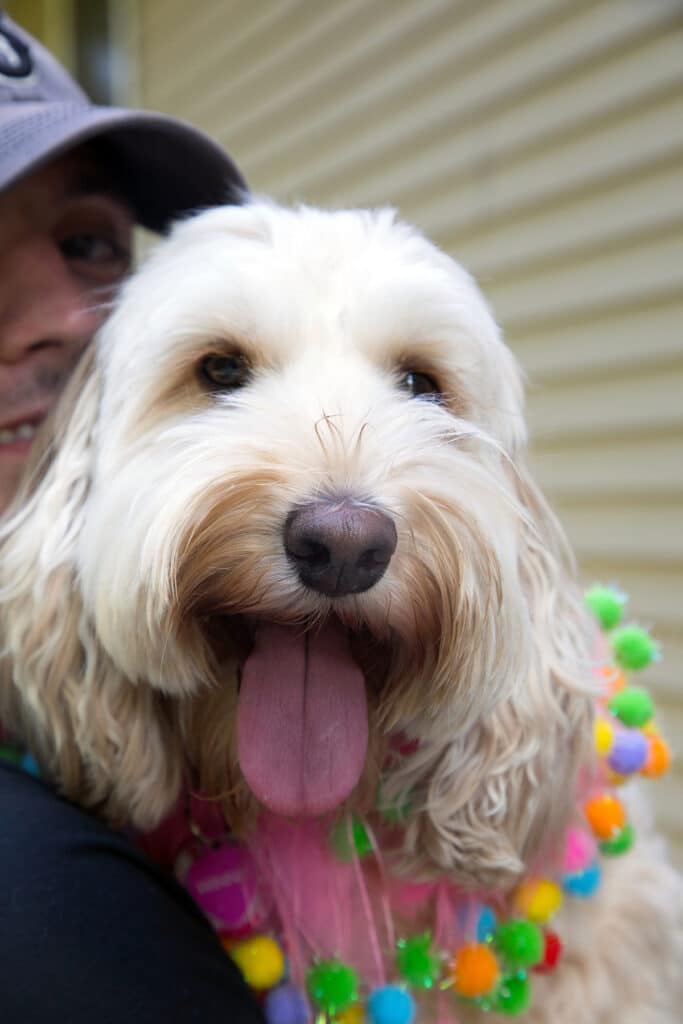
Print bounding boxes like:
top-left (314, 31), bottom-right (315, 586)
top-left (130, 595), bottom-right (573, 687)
top-left (284, 501), bottom-right (397, 596)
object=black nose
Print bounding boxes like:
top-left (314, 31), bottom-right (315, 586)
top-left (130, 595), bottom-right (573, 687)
top-left (284, 500), bottom-right (397, 596)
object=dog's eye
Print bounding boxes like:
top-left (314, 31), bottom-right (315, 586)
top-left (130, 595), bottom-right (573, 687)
top-left (199, 353), bottom-right (251, 391)
top-left (399, 370), bottom-right (441, 400)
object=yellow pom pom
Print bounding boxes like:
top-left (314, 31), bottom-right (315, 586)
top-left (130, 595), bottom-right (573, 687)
top-left (513, 879), bottom-right (563, 924)
top-left (450, 943), bottom-right (499, 999)
top-left (584, 794), bottom-right (626, 840)
top-left (594, 718), bottom-right (614, 756)
top-left (336, 1005), bottom-right (365, 1024)
top-left (606, 769), bottom-right (628, 787)
top-left (229, 935), bottom-right (285, 990)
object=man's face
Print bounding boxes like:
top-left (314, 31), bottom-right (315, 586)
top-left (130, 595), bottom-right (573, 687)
top-left (0, 149), bottom-right (133, 513)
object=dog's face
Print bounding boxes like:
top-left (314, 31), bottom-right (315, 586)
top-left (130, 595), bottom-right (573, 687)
top-left (0, 203), bottom-right (594, 887)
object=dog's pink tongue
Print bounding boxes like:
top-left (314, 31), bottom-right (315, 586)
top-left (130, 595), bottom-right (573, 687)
top-left (237, 621), bottom-right (368, 817)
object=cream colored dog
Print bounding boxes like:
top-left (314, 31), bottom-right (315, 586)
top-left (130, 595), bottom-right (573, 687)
top-left (1, 201), bottom-right (681, 1021)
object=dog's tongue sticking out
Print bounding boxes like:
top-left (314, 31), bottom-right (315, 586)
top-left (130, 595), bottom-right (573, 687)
top-left (237, 620), bottom-right (368, 817)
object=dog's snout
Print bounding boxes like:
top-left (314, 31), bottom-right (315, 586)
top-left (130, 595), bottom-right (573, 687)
top-left (284, 501), bottom-right (397, 596)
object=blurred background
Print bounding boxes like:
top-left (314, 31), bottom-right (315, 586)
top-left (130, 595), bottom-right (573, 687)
top-left (8, 0), bottom-right (682, 867)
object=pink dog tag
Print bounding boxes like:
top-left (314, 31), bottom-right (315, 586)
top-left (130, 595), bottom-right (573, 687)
top-left (184, 843), bottom-right (270, 938)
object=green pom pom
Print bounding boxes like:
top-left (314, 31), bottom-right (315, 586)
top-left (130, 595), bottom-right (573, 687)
top-left (491, 973), bottom-right (532, 1015)
top-left (330, 815), bottom-right (373, 860)
top-left (608, 687), bottom-right (654, 728)
top-left (599, 821), bottom-right (635, 856)
top-left (376, 783), bottom-right (413, 823)
top-left (493, 921), bottom-right (544, 969)
top-left (611, 626), bottom-right (658, 671)
top-left (306, 959), bottom-right (358, 1014)
top-left (0, 745), bottom-right (22, 766)
top-left (396, 934), bottom-right (441, 989)
top-left (585, 585), bottom-right (626, 631)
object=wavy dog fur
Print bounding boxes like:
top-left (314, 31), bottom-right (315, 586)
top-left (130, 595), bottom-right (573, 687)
top-left (1, 202), bottom-right (680, 1020)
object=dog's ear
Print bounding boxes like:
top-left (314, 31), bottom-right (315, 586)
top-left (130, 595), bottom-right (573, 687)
top-left (0, 347), bottom-right (182, 828)
top-left (389, 458), bottom-right (595, 890)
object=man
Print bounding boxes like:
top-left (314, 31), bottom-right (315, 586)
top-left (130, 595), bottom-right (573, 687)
top-left (0, 13), bottom-right (264, 1021)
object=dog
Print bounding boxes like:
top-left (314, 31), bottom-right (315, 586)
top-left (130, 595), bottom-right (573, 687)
top-left (1, 200), bottom-right (681, 1022)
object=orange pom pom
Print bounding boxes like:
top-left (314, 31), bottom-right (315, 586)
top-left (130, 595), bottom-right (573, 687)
top-left (450, 943), bottom-right (499, 999)
top-left (641, 733), bottom-right (671, 778)
top-left (598, 665), bottom-right (627, 697)
top-left (584, 794), bottom-right (626, 840)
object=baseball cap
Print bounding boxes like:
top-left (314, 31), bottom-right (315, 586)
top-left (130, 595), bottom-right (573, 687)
top-left (0, 12), bottom-right (248, 231)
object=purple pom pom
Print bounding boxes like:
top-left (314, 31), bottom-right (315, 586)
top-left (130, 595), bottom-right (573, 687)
top-left (265, 984), bottom-right (310, 1024)
top-left (607, 729), bottom-right (648, 775)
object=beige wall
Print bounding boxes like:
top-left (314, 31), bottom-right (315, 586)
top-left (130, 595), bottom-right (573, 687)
top-left (5, 0), bottom-right (75, 69)
top-left (118, 0), bottom-right (683, 866)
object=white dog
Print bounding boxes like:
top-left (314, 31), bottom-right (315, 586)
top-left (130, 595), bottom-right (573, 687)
top-left (1, 201), bottom-right (681, 1022)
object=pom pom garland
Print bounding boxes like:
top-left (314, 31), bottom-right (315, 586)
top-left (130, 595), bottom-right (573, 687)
top-left (512, 880), bottom-right (563, 924)
top-left (607, 729), bottom-right (648, 774)
top-left (492, 974), bottom-right (532, 1015)
top-left (533, 930), bottom-right (563, 974)
top-left (598, 821), bottom-right (635, 856)
top-left (585, 585), bottom-right (626, 630)
top-left (229, 935), bottom-right (286, 990)
top-left (594, 717), bottom-right (614, 755)
top-left (367, 985), bottom-right (416, 1024)
top-left (562, 858), bottom-right (602, 898)
top-left (493, 921), bottom-right (544, 970)
top-left (264, 984), bottom-right (310, 1024)
top-left (642, 732), bottom-right (671, 777)
top-left (562, 827), bottom-right (597, 873)
top-left (608, 687), bottom-right (654, 728)
top-left (449, 943), bottom-right (500, 998)
top-left (584, 794), bottom-right (626, 840)
top-left (335, 1006), bottom-right (365, 1024)
top-left (476, 905), bottom-right (498, 943)
top-left (395, 935), bottom-right (441, 989)
top-left (330, 815), bottom-right (374, 860)
top-left (306, 960), bottom-right (359, 1015)
top-left (166, 584), bottom-right (670, 1022)
top-left (611, 626), bottom-right (659, 671)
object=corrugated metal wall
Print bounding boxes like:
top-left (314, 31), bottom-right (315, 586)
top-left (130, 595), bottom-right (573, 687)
top-left (122, 0), bottom-right (683, 866)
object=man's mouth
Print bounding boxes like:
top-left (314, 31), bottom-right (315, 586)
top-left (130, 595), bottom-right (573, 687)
top-left (0, 421), bottom-right (39, 445)
top-left (0, 418), bottom-right (42, 455)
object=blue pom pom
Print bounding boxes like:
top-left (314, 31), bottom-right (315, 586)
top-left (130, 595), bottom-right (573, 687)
top-left (264, 983), bottom-right (310, 1024)
top-left (476, 905), bottom-right (497, 943)
top-left (562, 859), bottom-right (602, 898)
top-left (367, 985), bottom-right (415, 1024)
top-left (20, 752), bottom-right (40, 778)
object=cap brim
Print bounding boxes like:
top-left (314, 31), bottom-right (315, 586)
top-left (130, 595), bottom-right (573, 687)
top-left (0, 102), bottom-right (248, 231)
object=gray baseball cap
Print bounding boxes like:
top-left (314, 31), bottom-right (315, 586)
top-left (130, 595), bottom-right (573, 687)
top-left (0, 12), bottom-right (248, 231)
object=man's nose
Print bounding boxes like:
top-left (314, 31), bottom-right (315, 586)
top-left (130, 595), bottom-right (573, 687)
top-left (0, 237), bottom-right (101, 363)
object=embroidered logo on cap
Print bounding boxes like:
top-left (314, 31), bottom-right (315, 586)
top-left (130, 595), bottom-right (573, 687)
top-left (0, 23), bottom-right (33, 79)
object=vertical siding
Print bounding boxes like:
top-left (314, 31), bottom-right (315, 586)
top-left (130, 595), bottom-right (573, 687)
top-left (123, 0), bottom-right (683, 866)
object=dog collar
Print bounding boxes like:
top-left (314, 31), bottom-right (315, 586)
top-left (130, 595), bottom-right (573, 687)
top-left (136, 586), bottom-right (669, 1023)
top-left (0, 591), bottom-right (668, 1020)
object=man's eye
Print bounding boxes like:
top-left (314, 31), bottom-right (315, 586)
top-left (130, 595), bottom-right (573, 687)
top-left (59, 233), bottom-right (127, 265)
top-left (199, 352), bottom-right (252, 391)
top-left (399, 369), bottom-right (441, 400)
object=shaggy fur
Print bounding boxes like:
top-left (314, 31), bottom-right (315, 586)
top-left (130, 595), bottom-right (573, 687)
top-left (0, 201), bottom-right (681, 1020)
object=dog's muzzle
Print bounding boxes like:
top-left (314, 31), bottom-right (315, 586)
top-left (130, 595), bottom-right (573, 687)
top-left (284, 499), bottom-right (397, 596)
